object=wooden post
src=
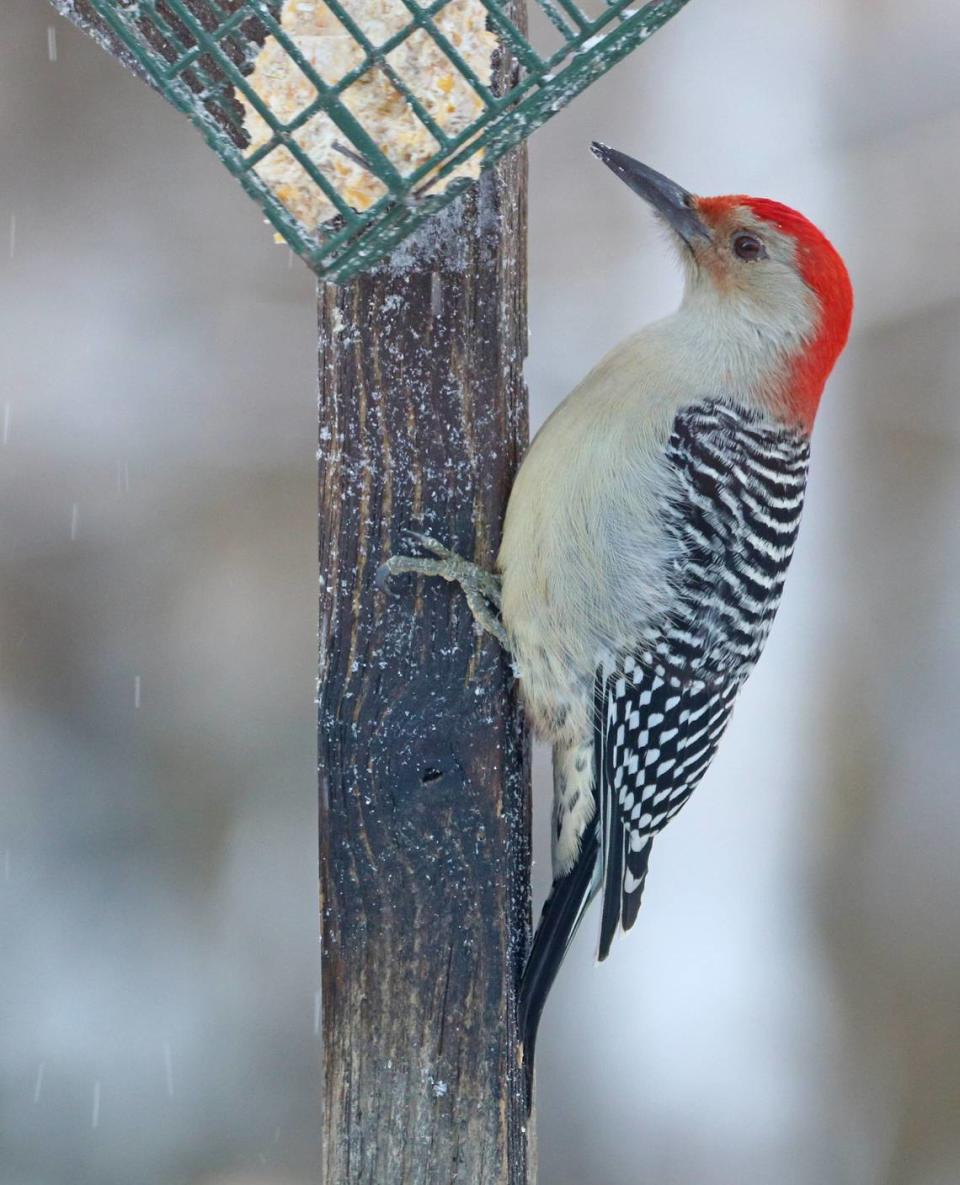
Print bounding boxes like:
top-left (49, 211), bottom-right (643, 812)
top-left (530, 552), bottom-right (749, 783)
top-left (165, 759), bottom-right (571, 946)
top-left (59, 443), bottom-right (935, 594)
top-left (317, 143), bottom-right (531, 1183)
top-left (50, 1), bottom-right (532, 1178)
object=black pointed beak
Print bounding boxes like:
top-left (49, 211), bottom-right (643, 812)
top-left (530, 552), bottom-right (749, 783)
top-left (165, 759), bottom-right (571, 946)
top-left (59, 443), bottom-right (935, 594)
top-left (590, 143), bottom-right (710, 245)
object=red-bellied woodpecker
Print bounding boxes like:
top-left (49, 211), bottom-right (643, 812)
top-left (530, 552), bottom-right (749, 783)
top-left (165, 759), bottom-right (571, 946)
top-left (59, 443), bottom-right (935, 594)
top-left (380, 144), bottom-right (854, 1102)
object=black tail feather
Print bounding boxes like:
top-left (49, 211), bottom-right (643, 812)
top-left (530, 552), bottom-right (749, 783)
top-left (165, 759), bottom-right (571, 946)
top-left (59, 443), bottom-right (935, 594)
top-left (597, 811), bottom-right (623, 962)
top-left (596, 666), bottom-right (621, 963)
top-left (518, 671), bottom-right (607, 1110)
top-left (518, 816), bottom-right (599, 1111)
top-left (620, 836), bottom-right (653, 933)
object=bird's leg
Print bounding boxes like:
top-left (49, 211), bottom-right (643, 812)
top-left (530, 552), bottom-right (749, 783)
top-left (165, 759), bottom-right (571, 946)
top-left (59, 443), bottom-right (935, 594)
top-left (378, 531), bottom-right (511, 651)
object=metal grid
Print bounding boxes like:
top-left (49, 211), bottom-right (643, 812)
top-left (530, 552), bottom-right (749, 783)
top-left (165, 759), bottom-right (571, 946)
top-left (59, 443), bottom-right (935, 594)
top-left (82, 0), bottom-right (692, 281)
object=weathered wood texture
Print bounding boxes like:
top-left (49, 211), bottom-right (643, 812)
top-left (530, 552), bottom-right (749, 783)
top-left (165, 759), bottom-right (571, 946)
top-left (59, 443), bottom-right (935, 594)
top-left (52, 1), bottom-right (532, 1176)
top-left (317, 141), bottom-right (531, 1183)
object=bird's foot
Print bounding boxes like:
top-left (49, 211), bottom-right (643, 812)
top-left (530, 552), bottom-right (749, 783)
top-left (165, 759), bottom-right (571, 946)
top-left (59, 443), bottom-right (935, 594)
top-left (378, 531), bottom-right (509, 650)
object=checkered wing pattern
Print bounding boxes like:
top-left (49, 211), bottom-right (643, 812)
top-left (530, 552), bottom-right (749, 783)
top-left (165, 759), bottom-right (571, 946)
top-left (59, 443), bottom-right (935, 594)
top-left (596, 660), bottom-right (741, 955)
top-left (595, 398), bottom-right (809, 958)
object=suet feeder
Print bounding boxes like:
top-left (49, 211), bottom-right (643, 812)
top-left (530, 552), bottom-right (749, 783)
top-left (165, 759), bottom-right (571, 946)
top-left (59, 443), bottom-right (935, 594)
top-left (74, 0), bottom-right (691, 280)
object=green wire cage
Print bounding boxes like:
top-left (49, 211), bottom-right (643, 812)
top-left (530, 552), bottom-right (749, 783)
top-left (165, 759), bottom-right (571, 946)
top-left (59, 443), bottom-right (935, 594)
top-left (64, 0), bottom-right (691, 281)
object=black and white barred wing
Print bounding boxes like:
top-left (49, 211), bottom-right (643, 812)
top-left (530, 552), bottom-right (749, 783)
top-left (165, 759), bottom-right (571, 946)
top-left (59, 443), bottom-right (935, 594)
top-left (595, 399), bottom-right (810, 960)
top-left (595, 660), bottom-right (740, 959)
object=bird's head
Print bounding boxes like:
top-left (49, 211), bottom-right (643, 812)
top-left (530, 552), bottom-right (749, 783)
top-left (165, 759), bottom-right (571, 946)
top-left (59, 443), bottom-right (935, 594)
top-left (591, 143), bottom-right (853, 432)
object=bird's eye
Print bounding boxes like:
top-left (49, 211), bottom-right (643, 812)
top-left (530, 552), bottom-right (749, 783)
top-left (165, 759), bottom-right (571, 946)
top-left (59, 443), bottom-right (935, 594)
top-left (733, 232), bottom-right (766, 261)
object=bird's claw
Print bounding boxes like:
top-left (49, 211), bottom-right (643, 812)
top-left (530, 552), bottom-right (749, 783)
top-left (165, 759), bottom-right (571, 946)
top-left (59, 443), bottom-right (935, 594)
top-left (375, 557), bottom-right (394, 592)
top-left (377, 532), bottom-right (510, 651)
top-left (401, 529), bottom-right (457, 561)
top-left (376, 531), bottom-right (448, 593)
top-left (376, 553), bottom-right (418, 592)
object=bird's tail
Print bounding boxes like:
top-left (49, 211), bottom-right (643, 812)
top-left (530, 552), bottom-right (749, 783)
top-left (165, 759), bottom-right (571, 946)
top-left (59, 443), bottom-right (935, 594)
top-left (595, 663), bottom-right (654, 960)
top-left (518, 727), bottom-right (603, 1111)
top-left (518, 816), bottom-right (599, 1110)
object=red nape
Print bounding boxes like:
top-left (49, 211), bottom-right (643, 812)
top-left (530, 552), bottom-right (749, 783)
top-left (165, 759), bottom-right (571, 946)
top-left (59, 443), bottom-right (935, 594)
top-left (697, 195), bottom-right (854, 430)
top-left (742, 198), bottom-right (853, 430)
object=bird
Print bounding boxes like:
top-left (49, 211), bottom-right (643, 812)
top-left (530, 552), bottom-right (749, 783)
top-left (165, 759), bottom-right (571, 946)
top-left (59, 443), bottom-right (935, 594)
top-left (379, 143), bottom-right (853, 1105)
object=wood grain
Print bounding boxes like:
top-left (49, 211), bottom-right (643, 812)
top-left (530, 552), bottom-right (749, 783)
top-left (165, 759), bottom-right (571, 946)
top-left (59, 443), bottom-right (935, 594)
top-left (52, 1), bottom-right (533, 1176)
top-left (317, 144), bottom-right (531, 1183)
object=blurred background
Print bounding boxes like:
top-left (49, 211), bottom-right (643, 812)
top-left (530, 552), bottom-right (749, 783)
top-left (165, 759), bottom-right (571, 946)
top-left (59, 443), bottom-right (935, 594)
top-left (2, 0), bottom-right (959, 1181)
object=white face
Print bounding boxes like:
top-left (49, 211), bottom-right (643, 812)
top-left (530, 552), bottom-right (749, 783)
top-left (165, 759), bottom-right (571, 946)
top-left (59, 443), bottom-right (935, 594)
top-left (678, 206), bottom-right (819, 354)
top-left (649, 204), bottom-right (824, 419)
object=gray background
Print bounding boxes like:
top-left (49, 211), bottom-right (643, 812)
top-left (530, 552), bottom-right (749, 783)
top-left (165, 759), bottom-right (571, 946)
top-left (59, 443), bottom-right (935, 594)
top-left (2, 1), bottom-right (960, 1182)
